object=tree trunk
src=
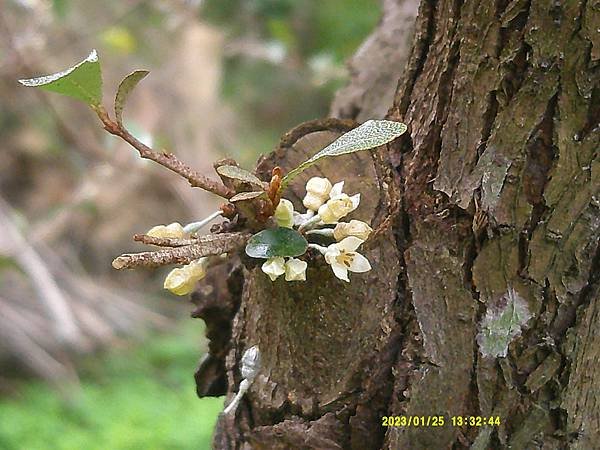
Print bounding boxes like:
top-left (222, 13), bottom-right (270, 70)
top-left (194, 0), bottom-right (600, 448)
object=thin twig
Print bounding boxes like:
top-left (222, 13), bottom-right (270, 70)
top-left (94, 106), bottom-right (235, 199)
top-left (133, 234), bottom-right (200, 247)
top-left (113, 232), bottom-right (250, 269)
top-left (133, 228), bottom-right (246, 247)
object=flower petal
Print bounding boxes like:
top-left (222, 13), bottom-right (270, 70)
top-left (349, 193), bottom-right (360, 210)
top-left (347, 252), bottom-right (371, 273)
top-left (329, 181), bottom-right (345, 198)
top-left (285, 258), bottom-right (307, 281)
top-left (261, 257), bottom-right (286, 281)
top-left (186, 258), bottom-right (208, 279)
top-left (293, 210), bottom-right (315, 226)
top-left (330, 262), bottom-right (350, 282)
top-left (324, 245), bottom-right (341, 265)
top-left (163, 267), bottom-right (195, 295)
top-left (337, 236), bottom-right (364, 252)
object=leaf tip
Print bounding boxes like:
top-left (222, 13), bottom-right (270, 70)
top-left (17, 49), bottom-right (102, 105)
top-left (87, 48), bottom-right (99, 62)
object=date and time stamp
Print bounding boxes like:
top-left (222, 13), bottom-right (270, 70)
top-left (382, 415), bottom-right (502, 428)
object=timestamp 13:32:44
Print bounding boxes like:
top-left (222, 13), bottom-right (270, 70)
top-left (381, 415), bottom-right (502, 427)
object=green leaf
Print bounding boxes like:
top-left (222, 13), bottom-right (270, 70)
top-left (477, 287), bottom-right (532, 358)
top-left (245, 227), bottom-right (308, 258)
top-left (18, 50), bottom-right (102, 106)
top-left (229, 191), bottom-right (265, 202)
top-left (115, 70), bottom-right (149, 125)
top-left (280, 120), bottom-right (407, 192)
top-left (216, 165), bottom-right (265, 188)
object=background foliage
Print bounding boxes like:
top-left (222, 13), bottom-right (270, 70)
top-left (0, 323), bottom-right (222, 450)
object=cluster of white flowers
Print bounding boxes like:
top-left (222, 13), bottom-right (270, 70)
top-left (150, 178), bottom-right (373, 293)
top-left (262, 177), bottom-right (372, 283)
top-left (261, 256), bottom-right (308, 282)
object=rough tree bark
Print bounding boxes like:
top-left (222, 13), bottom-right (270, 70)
top-left (193, 0), bottom-right (599, 448)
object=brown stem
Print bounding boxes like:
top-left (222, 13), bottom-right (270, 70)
top-left (133, 234), bottom-right (200, 247)
top-left (94, 106), bottom-right (234, 199)
top-left (133, 231), bottom-right (246, 247)
top-left (112, 232), bottom-right (250, 269)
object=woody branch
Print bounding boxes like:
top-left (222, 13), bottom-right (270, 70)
top-left (94, 106), bottom-right (235, 199)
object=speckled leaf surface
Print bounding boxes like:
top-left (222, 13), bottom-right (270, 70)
top-left (19, 49), bottom-right (102, 106)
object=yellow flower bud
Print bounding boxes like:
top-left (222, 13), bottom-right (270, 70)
top-left (274, 199), bottom-right (294, 228)
top-left (164, 267), bottom-right (196, 296)
top-left (185, 258), bottom-right (208, 280)
top-left (147, 222), bottom-right (185, 239)
top-left (333, 220), bottom-right (373, 241)
top-left (163, 258), bottom-right (208, 296)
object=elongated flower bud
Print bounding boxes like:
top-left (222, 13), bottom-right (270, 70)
top-left (274, 199), bottom-right (294, 228)
top-left (147, 222), bottom-right (185, 239)
top-left (333, 220), bottom-right (372, 241)
top-left (163, 258), bottom-right (208, 296)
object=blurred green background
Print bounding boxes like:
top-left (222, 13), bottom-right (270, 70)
top-left (0, 0), bottom-right (380, 448)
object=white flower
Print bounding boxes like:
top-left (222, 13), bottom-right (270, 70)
top-left (262, 257), bottom-right (307, 282)
top-left (274, 199), bottom-right (295, 228)
top-left (164, 258), bottom-right (208, 295)
top-left (303, 177), bottom-right (332, 211)
top-left (284, 258), bottom-right (307, 281)
top-left (324, 236), bottom-right (371, 282)
top-left (261, 257), bottom-right (286, 281)
top-left (317, 193), bottom-right (360, 224)
top-left (333, 220), bottom-right (373, 241)
top-left (147, 222), bottom-right (185, 239)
